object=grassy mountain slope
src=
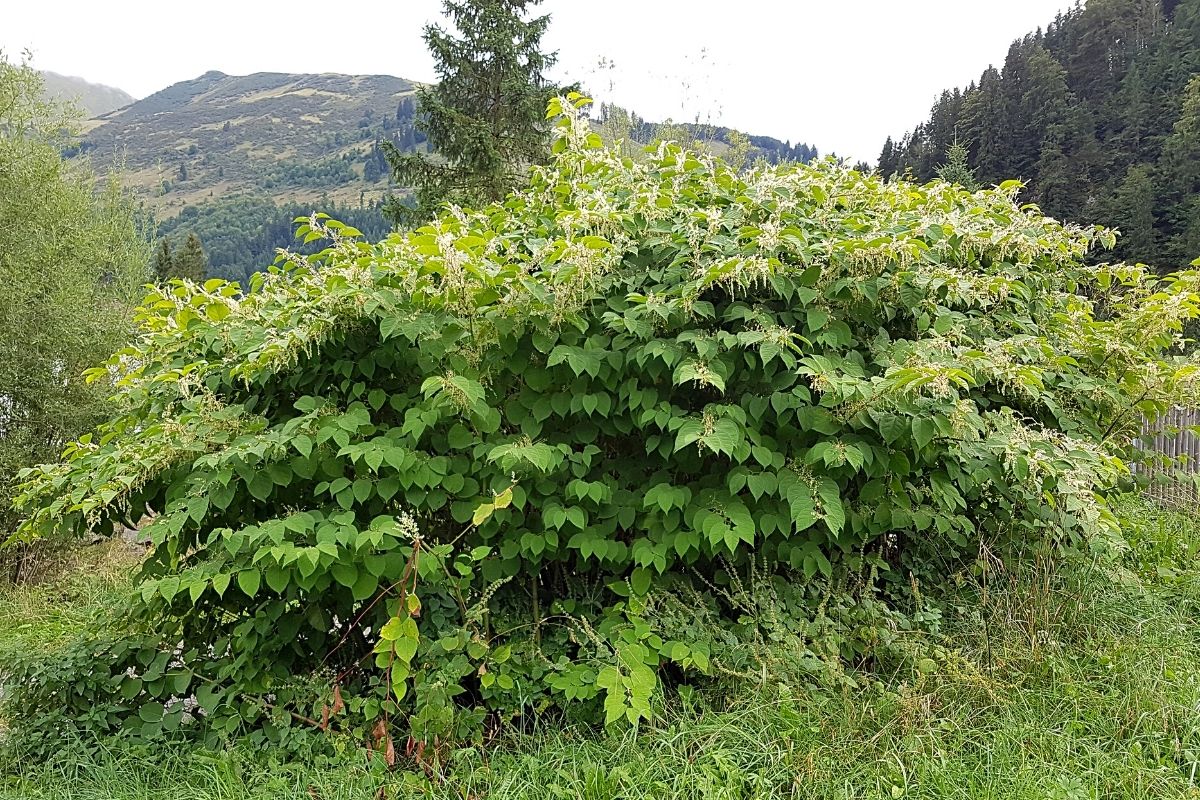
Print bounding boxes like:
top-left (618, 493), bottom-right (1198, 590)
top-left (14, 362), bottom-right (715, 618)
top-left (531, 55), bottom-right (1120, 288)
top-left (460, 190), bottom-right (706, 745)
top-left (79, 70), bottom-right (420, 216)
top-left (40, 71), bottom-right (133, 117)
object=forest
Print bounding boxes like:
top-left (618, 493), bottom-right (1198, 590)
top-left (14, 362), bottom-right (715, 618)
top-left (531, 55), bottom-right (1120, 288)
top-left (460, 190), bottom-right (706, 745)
top-left (156, 197), bottom-right (393, 283)
top-left (1, 1), bottom-right (1200, 798)
top-left (880, 0), bottom-right (1200, 268)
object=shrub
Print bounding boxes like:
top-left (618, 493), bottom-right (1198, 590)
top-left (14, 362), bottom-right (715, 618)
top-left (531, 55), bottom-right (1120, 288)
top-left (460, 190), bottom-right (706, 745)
top-left (5, 95), bottom-right (1200, 755)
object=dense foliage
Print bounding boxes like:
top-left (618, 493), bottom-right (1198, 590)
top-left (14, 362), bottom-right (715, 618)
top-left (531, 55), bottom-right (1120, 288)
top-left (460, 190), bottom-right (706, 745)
top-left (880, 0), bottom-right (1200, 269)
top-left (0, 53), bottom-right (149, 538)
top-left (383, 0), bottom-right (563, 226)
top-left (6, 95), bottom-right (1200, 756)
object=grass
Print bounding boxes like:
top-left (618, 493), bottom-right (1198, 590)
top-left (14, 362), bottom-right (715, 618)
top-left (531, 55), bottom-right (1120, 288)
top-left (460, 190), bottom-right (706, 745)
top-left (3, 497), bottom-right (1200, 799)
top-left (0, 539), bottom-right (141, 660)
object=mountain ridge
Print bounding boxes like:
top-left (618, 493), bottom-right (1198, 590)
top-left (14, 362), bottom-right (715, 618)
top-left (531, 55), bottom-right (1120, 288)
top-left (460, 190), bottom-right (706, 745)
top-left (40, 71), bottom-right (133, 117)
top-left (79, 70), bottom-right (420, 215)
top-left (79, 69), bottom-right (820, 220)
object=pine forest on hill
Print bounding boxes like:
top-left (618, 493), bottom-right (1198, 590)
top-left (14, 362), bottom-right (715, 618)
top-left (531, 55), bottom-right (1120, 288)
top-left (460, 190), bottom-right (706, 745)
top-left (879, 0), bottom-right (1200, 270)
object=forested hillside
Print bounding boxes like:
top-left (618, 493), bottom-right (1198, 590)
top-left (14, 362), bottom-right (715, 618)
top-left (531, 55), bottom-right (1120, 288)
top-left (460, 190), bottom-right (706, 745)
top-left (879, 0), bottom-right (1200, 268)
top-left (73, 70), bottom-right (428, 282)
top-left (592, 103), bottom-right (819, 165)
top-left (155, 196), bottom-right (392, 282)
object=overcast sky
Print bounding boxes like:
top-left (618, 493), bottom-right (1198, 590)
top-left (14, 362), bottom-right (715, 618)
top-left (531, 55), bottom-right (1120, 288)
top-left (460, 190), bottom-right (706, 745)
top-left (4, 0), bottom-right (1077, 162)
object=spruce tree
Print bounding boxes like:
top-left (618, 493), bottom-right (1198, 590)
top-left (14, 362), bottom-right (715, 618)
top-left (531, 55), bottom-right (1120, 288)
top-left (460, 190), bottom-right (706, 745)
top-left (999, 38), bottom-right (1036, 176)
top-left (935, 141), bottom-right (980, 191)
top-left (1106, 164), bottom-right (1159, 262)
top-left (170, 233), bottom-right (208, 282)
top-left (382, 0), bottom-right (561, 227)
top-left (1034, 134), bottom-right (1073, 216)
top-left (1160, 75), bottom-right (1200, 263)
top-left (878, 136), bottom-right (897, 176)
top-left (958, 67), bottom-right (1009, 185)
top-left (1017, 46), bottom-right (1070, 176)
top-left (920, 91), bottom-right (962, 178)
top-left (1034, 104), bottom-right (1100, 221)
top-left (152, 238), bottom-right (174, 283)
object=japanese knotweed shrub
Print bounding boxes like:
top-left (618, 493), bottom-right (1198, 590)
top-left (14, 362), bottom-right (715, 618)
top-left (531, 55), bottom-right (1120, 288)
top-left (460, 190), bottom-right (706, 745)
top-left (6, 95), bottom-right (1200, 752)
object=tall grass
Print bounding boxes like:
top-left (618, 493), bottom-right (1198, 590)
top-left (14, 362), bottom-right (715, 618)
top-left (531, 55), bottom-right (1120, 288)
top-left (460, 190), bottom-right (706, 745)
top-left (0, 539), bottom-right (141, 660)
top-left (3, 497), bottom-right (1200, 799)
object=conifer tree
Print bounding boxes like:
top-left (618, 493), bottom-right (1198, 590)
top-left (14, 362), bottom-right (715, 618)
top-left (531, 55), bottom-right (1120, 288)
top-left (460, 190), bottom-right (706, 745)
top-left (877, 137), bottom-right (897, 177)
top-left (935, 141), bottom-right (980, 191)
top-left (152, 238), bottom-right (174, 283)
top-left (382, 0), bottom-right (562, 226)
top-left (1106, 164), bottom-right (1159, 262)
top-left (1015, 45), bottom-right (1070, 176)
top-left (920, 91), bottom-right (962, 178)
top-left (958, 67), bottom-right (1009, 185)
top-left (171, 233), bottom-right (208, 282)
top-left (999, 38), bottom-right (1036, 174)
top-left (1160, 75), bottom-right (1200, 263)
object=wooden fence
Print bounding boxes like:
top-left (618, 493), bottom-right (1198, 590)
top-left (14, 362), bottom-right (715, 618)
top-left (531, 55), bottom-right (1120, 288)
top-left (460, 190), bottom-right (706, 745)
top-left (1137, 407), bottom-right (1200, 509)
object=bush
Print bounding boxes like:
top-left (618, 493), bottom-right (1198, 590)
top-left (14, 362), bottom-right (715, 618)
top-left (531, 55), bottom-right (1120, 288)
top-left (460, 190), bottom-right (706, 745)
top-left (6, 95), bottom-right (1200, 756)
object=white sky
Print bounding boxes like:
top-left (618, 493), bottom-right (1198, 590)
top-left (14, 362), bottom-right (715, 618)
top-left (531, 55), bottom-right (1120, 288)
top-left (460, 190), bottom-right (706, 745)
top-left (3, 0), bottom-right (1077, 162)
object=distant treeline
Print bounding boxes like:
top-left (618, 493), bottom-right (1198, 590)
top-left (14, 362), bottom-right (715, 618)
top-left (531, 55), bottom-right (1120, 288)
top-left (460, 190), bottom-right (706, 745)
top-left (596, 103), bottom-right (819, 165)
top-left (156, 196), bottom-right (390, 284)
top-left (880, 0), bottom-right (1200, 269)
